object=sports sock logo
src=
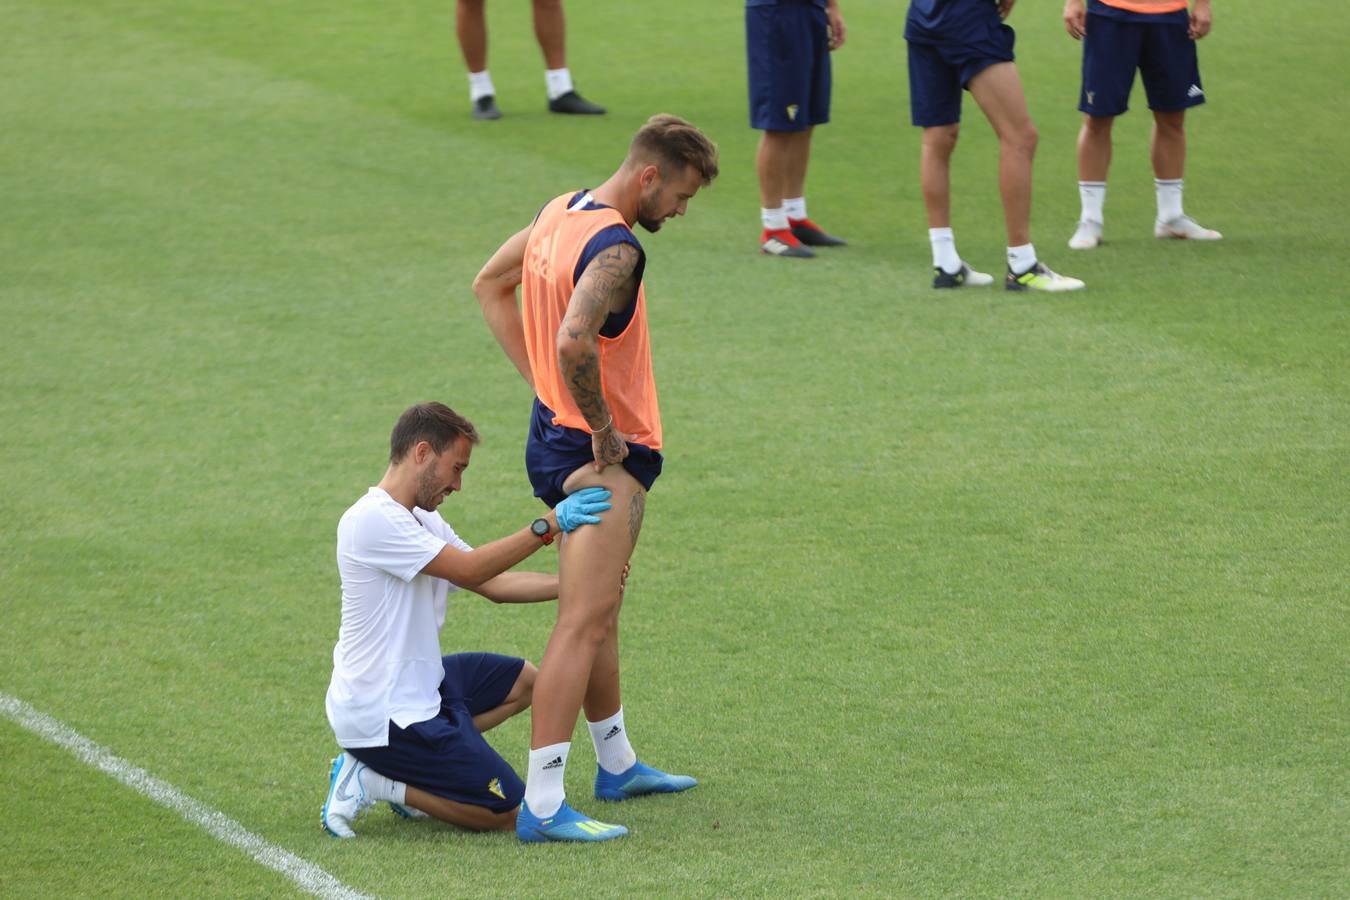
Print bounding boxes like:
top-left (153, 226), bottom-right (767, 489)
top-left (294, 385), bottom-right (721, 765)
top-left (542, 756), bottom-right (564, 770)
top-left (604, 725), bottom-right (622, 741)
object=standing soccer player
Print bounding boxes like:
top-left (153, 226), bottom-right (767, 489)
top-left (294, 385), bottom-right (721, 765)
top-left (1065, 0), bottom-right (1221, 248)
top-left (473, 114), bottom-right (718, 842)
top-left (905, 0), bottom-right (1085, 291)
top-left (746, 0), bottom-right (848, 259)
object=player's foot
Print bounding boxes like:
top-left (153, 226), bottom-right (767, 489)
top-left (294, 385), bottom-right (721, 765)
top-left (472, 95), bottom-right (501, 121)
top-left (932, 262), bottom-right (994, 289)
top-left (761, 228), bottom-right (815, 258)
top-left (516, 800), bottom-right (628, 843)
top-left (548, 91), bottom-right (606, 115)
top-left (389, 802), bottom-right (429, 820)
top-left (595, 760), bottom-right (698, 801)
top-left (321, 753), bottom-right (373, 838)
top-left (1006, 262), bottom-right (1086, 292)
top-left (1068, 219), bottom-right (1103, 250)
top-left (1154, 215), bottom-right (1222, 241)
top-left (789, 218), bottom-right (847, 247)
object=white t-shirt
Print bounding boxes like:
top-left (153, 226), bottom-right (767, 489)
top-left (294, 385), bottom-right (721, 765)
top-left (324, 486), bottom-right (473, 748)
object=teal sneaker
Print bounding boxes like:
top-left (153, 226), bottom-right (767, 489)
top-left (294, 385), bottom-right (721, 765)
top-left (389, 802), bottom-right (429, 820)
top-left (516, 800), bottom-right (628, 843)
top-left (595, 760), bottom-right (697, 801)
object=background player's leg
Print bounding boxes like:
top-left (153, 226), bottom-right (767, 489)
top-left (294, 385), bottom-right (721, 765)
top-left (1150, 108), bottom-right (1185, 181)
top-left (531, 0), bottom-right (566, 69)
top-left (968, 61), bottom-right (1038, 248)
top-left (920, 124), bottom-right (958, 229)
top-left (456, 0), bottom-right (488, 72)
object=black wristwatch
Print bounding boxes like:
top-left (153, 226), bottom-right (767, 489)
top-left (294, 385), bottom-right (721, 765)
top-left (530, 517), bottom-right (554, 546)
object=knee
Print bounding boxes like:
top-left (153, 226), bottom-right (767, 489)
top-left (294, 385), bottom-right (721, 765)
top-left (1083, 114), bottom-right (1114, 137)
top-left (1004, 121), bottom-right (1038, 158)
top-left (923, 125), bottom-right (959, 157)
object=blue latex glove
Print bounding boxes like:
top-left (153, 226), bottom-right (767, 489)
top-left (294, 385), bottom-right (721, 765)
top-left (555, 487), bottom-right (612, 532)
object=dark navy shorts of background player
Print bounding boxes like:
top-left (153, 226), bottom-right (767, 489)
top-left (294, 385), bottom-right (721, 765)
top-left (346, 653), bottom-right (525, 812)
top-left (746, 0), bottom-right (832, 131)
top-left (526, 398), bottom-right (663, 508)
top-left (905, 0), bottom-right (1015, 127)
top-left (1079, 1), bottom-right (1202, 117)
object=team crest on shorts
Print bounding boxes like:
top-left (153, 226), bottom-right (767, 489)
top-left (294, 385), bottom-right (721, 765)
top-left (786, 103), bottom-right (799, 122)
top-left (488, 777), bottom-right (505, 800)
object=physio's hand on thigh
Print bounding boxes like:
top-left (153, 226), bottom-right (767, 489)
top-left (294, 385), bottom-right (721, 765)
top-left (555, 487), bottom-right (612, 532)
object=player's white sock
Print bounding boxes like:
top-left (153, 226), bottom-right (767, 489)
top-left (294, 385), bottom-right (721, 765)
top-left (545, 67), bottom-right (574, 101)
top-left (1078, 181), bottom-right (1106, 223)
top-left (357, 764), bottom-right (407, 805)
top-left (783, 197), bottom-right (808, 220)
top-left (1155, 178), bottom-right (1184, 222)
top-left (762, 207), bottom-right (789, 231)
top-left (524, 741), bottom-right (570, 817)
top-left (468, 70), bottom-right (495, 102)
top-left (1007, 243), bottom-right (1037, 275)
top-left (587, 707), bottom-right (638, 775)
top-left (929, 227), bottom-right (961, 274)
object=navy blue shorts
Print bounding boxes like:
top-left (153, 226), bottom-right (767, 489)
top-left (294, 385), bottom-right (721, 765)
top-left (746, 1), bottom-right (832, 131)
top-left (1079, 5), bottom-right (1203, 116)
top-left (346, 653), bottom-right (525, 811)
top-left (906, 6), bottom-right (1015, 127)
top-left (525, 398), bottom-right (663, 508)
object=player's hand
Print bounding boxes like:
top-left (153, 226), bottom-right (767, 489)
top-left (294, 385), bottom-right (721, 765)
top-left (591, 425), bottom-right (630, 473)
top-left (998, 0), bottom-right (1016, 20)
top-left (1189, 1), bottom-right (1212, 39)
top-left (826, 4), bottom-right (846, 51)
top-left (1063, 0), bottom-right (1086, 39)
top-left (555, 487), bottom-right (612, 532)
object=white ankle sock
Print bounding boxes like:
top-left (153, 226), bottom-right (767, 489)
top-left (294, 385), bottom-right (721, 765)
top-left (524, 741), bottom-right (570, 817)
top-left (1155, 178), bottom-right (1184, 222)
top-left (1007, 243), bottom-right (1037, 275)
top-left (762, 207), bottom-right (789, 231)
top-left (928, 227), bottom-right (961, 274)
top-left (587, 708), bottom-right (638, 775)
top-left (468, 70), bottom-right (495, 102)
top-left (1079, 181), bottom-right (1106, 223)
top-left (783, 197), bottom-right (807, 220)
top-left (355, 760), bottom-right (406, 805)
top-left (545, 67), bottom-right (573, 101)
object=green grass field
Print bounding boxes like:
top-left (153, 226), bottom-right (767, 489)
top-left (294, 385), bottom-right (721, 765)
top-left (2, 0), bottom-right (1346, 896)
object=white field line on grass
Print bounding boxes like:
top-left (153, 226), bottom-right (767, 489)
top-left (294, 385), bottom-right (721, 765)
top-left (0, 692), bottom-right (371, 900)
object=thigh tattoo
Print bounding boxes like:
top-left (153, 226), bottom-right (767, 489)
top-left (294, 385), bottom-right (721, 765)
top-left (628, 491), bottom-right (646, 546)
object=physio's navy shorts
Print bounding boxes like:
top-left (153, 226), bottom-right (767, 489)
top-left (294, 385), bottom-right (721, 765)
top-left (746, 0), bottom-right (832, 131)
top-left (347, 653), bottom-right (525, 811)
top-left (1079, 2), bottom-right (1203, 117)
top-left (905, 5), bottom-right (1015, 127)
top-left (525, 398), bottom-right (663, 508)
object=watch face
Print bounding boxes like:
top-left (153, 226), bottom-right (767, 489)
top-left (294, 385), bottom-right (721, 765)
top-left (531, 518), bottom-right (549, 536)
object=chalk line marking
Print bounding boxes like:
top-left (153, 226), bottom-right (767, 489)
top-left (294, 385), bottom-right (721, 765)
top-left (1, 691), bottom-right (371, 900)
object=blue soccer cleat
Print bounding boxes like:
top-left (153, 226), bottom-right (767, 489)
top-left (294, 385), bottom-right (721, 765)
top-left (516, 800), bottom-right (628, 843)
top-left (594, 760), bottom-right (698, 801)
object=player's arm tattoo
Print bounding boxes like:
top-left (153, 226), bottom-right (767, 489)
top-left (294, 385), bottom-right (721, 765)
top-left (628, 490), bottom-right (646, 547)
top-left (558, 242), bottom-right (640, 427)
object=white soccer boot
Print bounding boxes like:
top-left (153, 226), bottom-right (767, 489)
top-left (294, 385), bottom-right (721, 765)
top-left (1069, 219), bottom-right (1104, 249)
top-left (1154, 215), bottom-right (1222, 240)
